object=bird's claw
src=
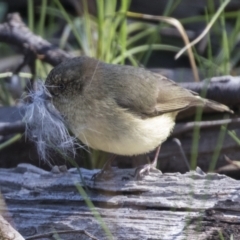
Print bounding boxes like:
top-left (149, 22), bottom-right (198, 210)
top-left (91, 169), bottom-right (112, 181)
top-left (134, 164), bottom-right (161, 180)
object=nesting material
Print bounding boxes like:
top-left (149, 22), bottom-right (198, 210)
top-left (22, 81), bottom-right (77, 161)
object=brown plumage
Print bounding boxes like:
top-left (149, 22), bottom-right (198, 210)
top-left (45, 56), bottom-right (232, 173)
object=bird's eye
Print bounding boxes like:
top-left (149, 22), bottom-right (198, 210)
top-left (46, 84), bottom-right (65, 97)
top-left (59, 83), bottom-right (65, 91)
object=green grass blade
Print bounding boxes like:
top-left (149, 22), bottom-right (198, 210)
top-left (209, 123), bottom-right (228, 171)
top-left (0, 72), bottom-right (32, 78)
top-left (105, 0), bottom-right (117, 16)
top-left (220, 0), bottom-right (230, 75)
top-left (112, 44), bottom-right (180, 64)
top-left (75, 184), bottom-right (113, 240)
top-left (127, 21), bottom-right (149, 34)
top-left (0, 134), bottom-right (22, 151)
top-left (27, 0), bottom-right (34, 31)
top-left (38, 0), bottom-right (47, 36)
top-left (82, 0), bottom-right (94, 57)
top-left (119, 0), bottom-right (131, 64)
top-left (190, 79), bottom-right (210, 169)
top-left (142, 0), bottom-right (176, 65)
top-left (53, 0), bottom-right (83, 50)
top-left (176, 0), bottom-right (230, 60)
top-left (180, 11), bottom-right (240, 25)
top-left (96, 0), bottom-right (104, 59)
top-left (127, 26), bottom-right (156, 47)
top-left (227, 129), bottom-right (240, 145)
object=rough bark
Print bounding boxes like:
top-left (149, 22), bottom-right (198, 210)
top-left (0, 13), bottom-right (71, 67)
top-left (1, 164), bottom-right (240, 240)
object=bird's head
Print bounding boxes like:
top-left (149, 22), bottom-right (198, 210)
top-left (45, 56), bottom-right (97, 100)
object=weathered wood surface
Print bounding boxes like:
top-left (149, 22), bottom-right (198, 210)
top-left (0, 164), bottom-right (240, 240)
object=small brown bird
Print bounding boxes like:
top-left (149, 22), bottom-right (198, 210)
top-left (44, 56), bottom-right (232, 176)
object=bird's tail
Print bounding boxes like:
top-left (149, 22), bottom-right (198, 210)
top-left (201, 98), bottom-right (233, 114)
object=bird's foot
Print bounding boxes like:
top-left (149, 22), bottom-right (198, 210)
top-left (91, 167), bottom-right (113, 181)
top-left (134, 163), bottom-right (162, 180)
top-left (134, 146), bottom-right (162, 180)
top-left (91, 154), bottom-right (116, 181)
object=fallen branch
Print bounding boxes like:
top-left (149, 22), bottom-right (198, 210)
top-left (0, 13), bottom-right (71, 67)
top-left (1, 164), bottom-right (240, 239)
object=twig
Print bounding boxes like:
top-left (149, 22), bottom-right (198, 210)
top-left (14, 50), bottom-right (36, 89)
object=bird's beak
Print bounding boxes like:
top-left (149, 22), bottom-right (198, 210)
top-left (40, 88), bottom-right (52, 101)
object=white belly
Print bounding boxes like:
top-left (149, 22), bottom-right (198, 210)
top-left (75, 111), bottom-right (177, 156)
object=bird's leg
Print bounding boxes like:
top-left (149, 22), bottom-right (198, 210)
top-left (151, 145), bottom-right (161, 168)
top-left (135, 146), bottom-right (162, 179)
top-left (91, 154), bottom-right (116, 180)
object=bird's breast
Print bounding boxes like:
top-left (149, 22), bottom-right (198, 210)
top-left (65, 98), bottom-right (177, 155)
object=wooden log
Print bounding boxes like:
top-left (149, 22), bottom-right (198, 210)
top-left (0, 164), bottom-right (239, 239)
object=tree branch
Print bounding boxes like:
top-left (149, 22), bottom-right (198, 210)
top-left (0, 13), bottom-right (71, 67)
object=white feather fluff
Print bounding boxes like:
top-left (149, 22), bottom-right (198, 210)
top-left (22, 81), bottom-right (77, 161)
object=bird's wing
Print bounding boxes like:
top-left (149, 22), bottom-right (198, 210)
top-left (111, 67), bottom-right (231, 116)
top-left (153, 74), bottom-right (202, 114)
top-left (153, 73), bottom-right (232, 114)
